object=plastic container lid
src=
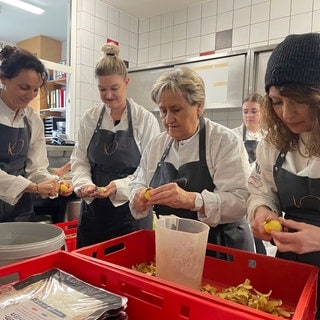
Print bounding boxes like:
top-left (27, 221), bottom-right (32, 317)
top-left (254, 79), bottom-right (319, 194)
top-left (0, 222), bottom-right (65, 262)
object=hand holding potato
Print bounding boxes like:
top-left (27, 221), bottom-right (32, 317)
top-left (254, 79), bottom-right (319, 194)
top-left (250, 205), bottom-right (279, 241)
top-left (59, 181), bottom-right (74, 196)
top-left (263, 219), bottom-right (283, 233)
top-left (37, 179), bottom-right (60, 198)
top-left (77, 184), bottom-right (97, 198)
top-left (271, 217), bottom-right (320, 254)
top-left (134, 183), bottom-right (194, 211)
top-left (132, 187), bottom-right (153, 212)
top-left (88, 182), bottom-right (117, 199)
top-left (145, 182), bottom-right (194, 210)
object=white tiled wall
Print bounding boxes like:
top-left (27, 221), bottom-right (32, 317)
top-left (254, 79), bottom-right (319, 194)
top-left (73, 0), bottom-right (320, 137)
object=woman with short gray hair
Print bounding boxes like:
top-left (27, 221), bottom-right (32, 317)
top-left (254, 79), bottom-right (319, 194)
top-left (129, 66), bottom-right (255, 256)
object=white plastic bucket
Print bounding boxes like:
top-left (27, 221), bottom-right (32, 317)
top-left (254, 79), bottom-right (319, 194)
top-left (0, 222), bottom-right (65, 266)
top-left (155, 216), bottom-right (209, 290)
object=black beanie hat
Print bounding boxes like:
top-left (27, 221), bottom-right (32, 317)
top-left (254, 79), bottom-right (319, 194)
top-left (265, 33), bottom-right (320, 92)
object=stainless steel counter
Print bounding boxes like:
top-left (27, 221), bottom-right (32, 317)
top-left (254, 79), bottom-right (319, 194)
top-left (46, 145), bottom-right (74, 169)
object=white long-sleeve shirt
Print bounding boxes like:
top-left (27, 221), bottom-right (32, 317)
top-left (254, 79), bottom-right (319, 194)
top-left (233, 124), bottom-right (265, 141)
top-left (129, 117), bottom-right (251, 227)
top-left (247, 132), bottom-right (319, 220)
top-left (0, 99), bottom-right (53, 205)
top-left (71, 98), bottom-right (161, 206)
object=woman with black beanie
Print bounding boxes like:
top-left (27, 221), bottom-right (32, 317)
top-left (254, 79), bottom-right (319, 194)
top-left (247, 32), bottom-right (320, 319)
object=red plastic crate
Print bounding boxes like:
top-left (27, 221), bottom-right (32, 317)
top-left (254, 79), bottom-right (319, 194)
top-left (0, 250), bottom-right (282, 320)
top-left (73, 229), bottom-right (318, 320)
top-left (55, 220), bottom-right (78, 251)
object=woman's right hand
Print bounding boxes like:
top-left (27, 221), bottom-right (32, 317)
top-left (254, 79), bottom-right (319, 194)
top-left (37, 179), bottom-right (60, 198)
top-left (76, 184), bottom-right (97, 199)
top-left (132, 187), bottom-right (152, 212)
top-left (250, 205), bottom-right (279, 241)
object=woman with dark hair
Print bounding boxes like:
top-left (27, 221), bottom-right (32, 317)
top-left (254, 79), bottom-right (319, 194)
top-left (247, 33), bottom-right (320, 318)
top-left (0, 45), bottom-right (72, 222)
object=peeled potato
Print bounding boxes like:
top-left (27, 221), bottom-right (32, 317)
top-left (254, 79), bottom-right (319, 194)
top-left (59, 183), bottom-right (69, 193)
top-left (264, 219), bottom-right (283, 233)
top-left (144, 187), bottom-right (152, 200)
top-left (97, 187), bottom-right (106, 193)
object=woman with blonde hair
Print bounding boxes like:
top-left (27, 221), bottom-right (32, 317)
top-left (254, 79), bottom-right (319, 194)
top-left (71, 43), bottom-right (160, 248)
top-left (233, 93), bottom-right (264, 165)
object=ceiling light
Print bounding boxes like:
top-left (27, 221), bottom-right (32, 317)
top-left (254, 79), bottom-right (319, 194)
top-left (0, 0), bottom-right (44, 15)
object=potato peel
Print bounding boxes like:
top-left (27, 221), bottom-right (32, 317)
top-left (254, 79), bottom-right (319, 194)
top-left (133, 262), bottom-right (294, 318)
top-left (132, 261), bottom-right (156, 276)
top-left (201, 279), bottom-right (293, 318)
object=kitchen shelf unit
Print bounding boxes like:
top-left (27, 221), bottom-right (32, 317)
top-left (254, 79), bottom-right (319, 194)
top-left (37, 60), bottom-right (71, 118)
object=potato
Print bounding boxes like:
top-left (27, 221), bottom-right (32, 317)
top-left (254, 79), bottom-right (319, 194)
top-left (264, 219), bottom-right (283, 233)
top-left (59, 183), bottom-right (69, 193)
top-left (143, 187), bottom-right (152, 200)
top-left (97, 187), bottom-right (106, 193)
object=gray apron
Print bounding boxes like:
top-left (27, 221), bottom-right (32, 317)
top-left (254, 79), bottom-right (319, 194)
top-left (150, 117), bottom-right (254, 259)
top-left (274, 152), bottom-right (320, 317)
top-left (243, 126), bottom-right (258, 164)
top-left (0, 117), bottom-right (34, 222)
top-left (77, 101), bottom-right (140, 248)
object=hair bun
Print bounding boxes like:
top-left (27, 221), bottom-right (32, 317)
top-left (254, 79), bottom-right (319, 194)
top-left (101, 43), bottom-right (120, 57)
top-left (0, 45), bottom-right (17, 61)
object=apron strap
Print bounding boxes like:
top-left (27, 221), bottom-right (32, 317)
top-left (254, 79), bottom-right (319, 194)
top-left (94, 100), bottom-right (134, 136)
top-left (95, 106), bottom-right (105, 133)
top-left (198, 116), bottom-right (207, 167)
top-left (273, 151), bottom-right (286, 175)
top-left (242, 125), bottom-right (247, 141)
top-left (126, 100), bottom-right (134, 137)
top-left (156, 117), bottom-right (207, 169)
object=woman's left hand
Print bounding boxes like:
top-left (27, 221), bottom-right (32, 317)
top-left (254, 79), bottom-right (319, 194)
top-left (90, 181), bottom-right (117, 199)
top-left (147, 182), bottom-right (194, 210)
top-left (58, 181), bottom-right (74, 197)
top-left (271, 218), bottom-right (320, 254)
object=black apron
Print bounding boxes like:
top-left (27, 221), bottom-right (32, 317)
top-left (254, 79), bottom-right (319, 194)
top-left (77, 101), bottom-right (140, 248)
top-left (274, 152), bottom-right (320, 317)
top-left (0, 117), bottom-right (34, 222)
top-left (150, 117), bottom-right (254, 259)
top-left (243, 126), bottom-right (258, 164)
top-left (243, 126), bottom-right (266, 254)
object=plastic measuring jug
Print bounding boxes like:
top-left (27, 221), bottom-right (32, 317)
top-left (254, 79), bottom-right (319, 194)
top-left (155, 216), bottom-right (209, 289)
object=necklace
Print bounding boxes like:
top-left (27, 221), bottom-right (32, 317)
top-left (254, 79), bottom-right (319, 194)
top-left (297, 137), bottom-right (310, 158)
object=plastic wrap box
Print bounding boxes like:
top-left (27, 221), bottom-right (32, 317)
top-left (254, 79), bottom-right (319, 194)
top-left (73, 229), bottom-right (318, 320)
top-left (55, 220), bottom-right (78, 251)
top-left (0, 250), bottom-right (278, 320)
